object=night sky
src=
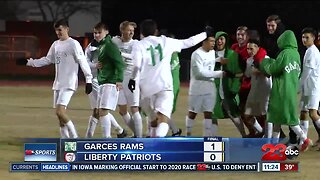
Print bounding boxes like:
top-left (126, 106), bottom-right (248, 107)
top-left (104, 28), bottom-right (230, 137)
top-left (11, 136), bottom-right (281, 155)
top-left (101, 0), bottom-right (320, 80)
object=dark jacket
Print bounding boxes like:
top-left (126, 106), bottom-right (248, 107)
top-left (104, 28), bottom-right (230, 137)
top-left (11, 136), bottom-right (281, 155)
top-left (262, 23), bottom-right (286, 59)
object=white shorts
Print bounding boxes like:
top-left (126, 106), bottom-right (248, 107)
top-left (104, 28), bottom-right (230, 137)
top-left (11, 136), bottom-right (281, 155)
top-left (97, 83), bottom-right (119, 111)
top-left (188, 94), bottom-right (216, 113)
top-left (88, 78), bottom-right (100, 109)
top-left (300, 95), bottom-right (320, 111)
top-left (53, 89), bottom-right (74, 108)
top-left (150, 90), bottom-right (174, 119)
top-left (117, 77), bottom-right (140, 106)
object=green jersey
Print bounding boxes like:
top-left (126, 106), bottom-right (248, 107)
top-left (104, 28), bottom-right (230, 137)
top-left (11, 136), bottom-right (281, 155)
top-left (97, 35), bottom-right (124, 85)
top-left (260, 30), bottom-right (301, 126)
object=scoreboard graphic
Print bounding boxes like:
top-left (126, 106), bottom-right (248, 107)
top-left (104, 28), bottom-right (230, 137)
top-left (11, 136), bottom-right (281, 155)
top-left (10, 137), bottom-right (299, 172)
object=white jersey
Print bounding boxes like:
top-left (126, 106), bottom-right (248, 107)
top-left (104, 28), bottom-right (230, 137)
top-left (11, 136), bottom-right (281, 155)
top-left (27, 37), bottom-right (92, 90)
top-left (132, 32), bottom-right (206, 98)
top-left (245, 56), bottom-right (272, 103)
top-left (189, 47), bottom-right (223, 95)
top-left (84, 43), bottom-right (99, 78)
top-left (300, 44), bottom-right (320, 96)
top-left (112, 36), bottom-right (138, 77)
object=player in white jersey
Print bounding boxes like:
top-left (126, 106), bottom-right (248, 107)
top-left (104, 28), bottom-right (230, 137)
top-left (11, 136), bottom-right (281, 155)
top-left (84, 23), bottom-right (126, 138)
top-left (185, 35), bottom-right (224, 136)
top-left (129, 19), bottom-right (213, 137)
top-left (112, 21), bottom-right (143, 137)
top-left (17, 19), bottom-right (93, 138)
top-left (243, 38), bottom-right (272, 138)
top-left (299, 27), bottom-right (320, 143)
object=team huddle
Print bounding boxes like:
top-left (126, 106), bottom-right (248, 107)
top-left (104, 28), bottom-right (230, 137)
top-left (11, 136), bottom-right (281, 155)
top-left (19, 14), bottom-right (320, 152)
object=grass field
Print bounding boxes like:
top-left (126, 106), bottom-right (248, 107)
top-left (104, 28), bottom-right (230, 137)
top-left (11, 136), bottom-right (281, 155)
top-left (0, 82), bottom-right (319, 179)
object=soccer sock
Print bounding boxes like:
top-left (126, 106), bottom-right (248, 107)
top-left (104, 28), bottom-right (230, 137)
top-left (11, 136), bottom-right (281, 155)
top-left (267, 122), bottom-right (273, 138)
top-left (156, 122), bottom-right (169, 137)
top-left (132, 112), bottom-right (143, 138)
top-left (85, 116), bottom-right (98, 138)
top-left (65, 120), bottom-right (78, 138)
top-left (211, 123), bottom-right (218, 136)
top-left (100, 115), bottom-right (111, 138)
top-left (300, 120), bottom-right (309, 136)
top-left (122, 112), bottom-right (135, 133)
top-left (168, 118), bottom-right (179, 134)
top-left (186, 116), bottom-right (194, 136)
top-left (150, 127), bottom-right (156, 137)
top-left (109, 114), bottom-right (123, 134)
top-left (60, 125), bottom-right (69, 138)
top-left (290, 125), bottom-right (307, 144)
top-left (145, 116), bottom-right (151, 136)
top-left (232, 117), bottom-right (246, 137)
top-left (203, 119), bottom-right (213, 136)
top-left (253, 117), bottom-right (263, 133)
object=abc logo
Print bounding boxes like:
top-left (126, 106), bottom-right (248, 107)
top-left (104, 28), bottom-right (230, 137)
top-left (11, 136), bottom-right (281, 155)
top-left (285, 146), bottom-right (299, 160)
top-left (261, 143), bottom-right (299, 161)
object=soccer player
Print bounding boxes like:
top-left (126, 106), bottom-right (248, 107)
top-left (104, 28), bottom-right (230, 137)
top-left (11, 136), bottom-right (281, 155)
top-left (243, 38), bottom-right (272, 137)
top-left (158, 29), bottom-right (182, 136)
top-left (84, 23), bottom-right (126, 138)
top-left (17, 19), bottom-right (93, 138)
top-left (112, 21), bottom-right (143, 138)
top-left (129, 19), bottom-right (212, 137)
top-left (259, 30), bottom-right (311, 151)
top-left (299, 27), bottom-right (320, 147)
top-left (93, 22), bottom-right (126, 138)
top-left (186, 35), bottom-right (224, 136)
top-left (212, 31), bottom-right (246, 137)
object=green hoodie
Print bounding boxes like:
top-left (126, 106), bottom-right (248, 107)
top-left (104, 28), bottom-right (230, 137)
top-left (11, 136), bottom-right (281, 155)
top-left (260, 30), bottom-right (301, 125)
top-left (213, 31), bottom-right (242, 119)
top-left (97, 35), bottom-right (124, 85)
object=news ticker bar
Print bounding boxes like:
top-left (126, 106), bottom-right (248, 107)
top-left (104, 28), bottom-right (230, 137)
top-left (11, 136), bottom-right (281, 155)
top-left (9, 162), bottom-right (299, 172)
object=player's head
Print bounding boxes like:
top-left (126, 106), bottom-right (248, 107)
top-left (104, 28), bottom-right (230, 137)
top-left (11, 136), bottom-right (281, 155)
top-left (120, 21), bottom-right (137, 41)
top-left (140, 19), bottom-right (158, 38)
top-left (93, 22), bottom-right (109, 42)
top-left (215, 32), bottom-right (228, 51)
top-left (302, 27), bottom-right (317, 47)
top-left (202, 36), bottom-right (215, 51)
top-left (247, 38), bottom-right (260, 57)
top-left (54, 18), bottom-right (69, 41)
top-left (266, 14), bottom-right (281, 34)
top-left (236, 26), bottom-right (248, 46)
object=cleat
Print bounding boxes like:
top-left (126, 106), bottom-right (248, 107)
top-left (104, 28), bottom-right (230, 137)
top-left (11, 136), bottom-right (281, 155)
top-left (117, 129), bottom-right (127, 138)
top-left (300, 138), bottom-right (313, 152)
top-left (172, 128), bottom-right (182, 136)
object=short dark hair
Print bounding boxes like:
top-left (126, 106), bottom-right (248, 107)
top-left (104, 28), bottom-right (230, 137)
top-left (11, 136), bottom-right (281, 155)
top-left (302, 27), bottom-right (317, 37)
top-left (94, 22), bottom-right (108, 30)
top-left (247, 38), bottom-right (261, 47)
top-left (140, 19), bottom-right (157, 37)
top-left (266, 14), bottom-right (281, 24)
top-left (54, 18), bottom-right (69, 28)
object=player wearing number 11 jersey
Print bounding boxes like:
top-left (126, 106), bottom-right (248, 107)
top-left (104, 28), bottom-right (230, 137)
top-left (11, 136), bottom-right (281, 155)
top-left (130, 19), bottom-right (211, 137)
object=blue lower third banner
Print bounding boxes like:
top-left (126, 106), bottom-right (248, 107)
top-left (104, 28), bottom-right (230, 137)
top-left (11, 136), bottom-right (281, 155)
top-left (10, 162), bottom-right (259, 172)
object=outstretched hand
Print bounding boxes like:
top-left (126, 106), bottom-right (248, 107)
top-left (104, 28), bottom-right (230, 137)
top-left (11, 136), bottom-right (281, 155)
top-left (128, 79), bottom-right (135, 93)
top-left (16, 58), bottom-right (29, 65)
top-left (204, 25), bottom-right (214, 37)
top-left (85, 83), bottom-right (92, 94)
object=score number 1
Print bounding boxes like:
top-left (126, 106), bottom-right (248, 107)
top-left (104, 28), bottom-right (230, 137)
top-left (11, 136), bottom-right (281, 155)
top-left (203, 142), bottom-right (224, 162)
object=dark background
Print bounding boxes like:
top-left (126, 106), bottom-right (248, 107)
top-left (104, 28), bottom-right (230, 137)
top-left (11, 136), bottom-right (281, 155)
top-left (101, 0), bottom-right (320, 81)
